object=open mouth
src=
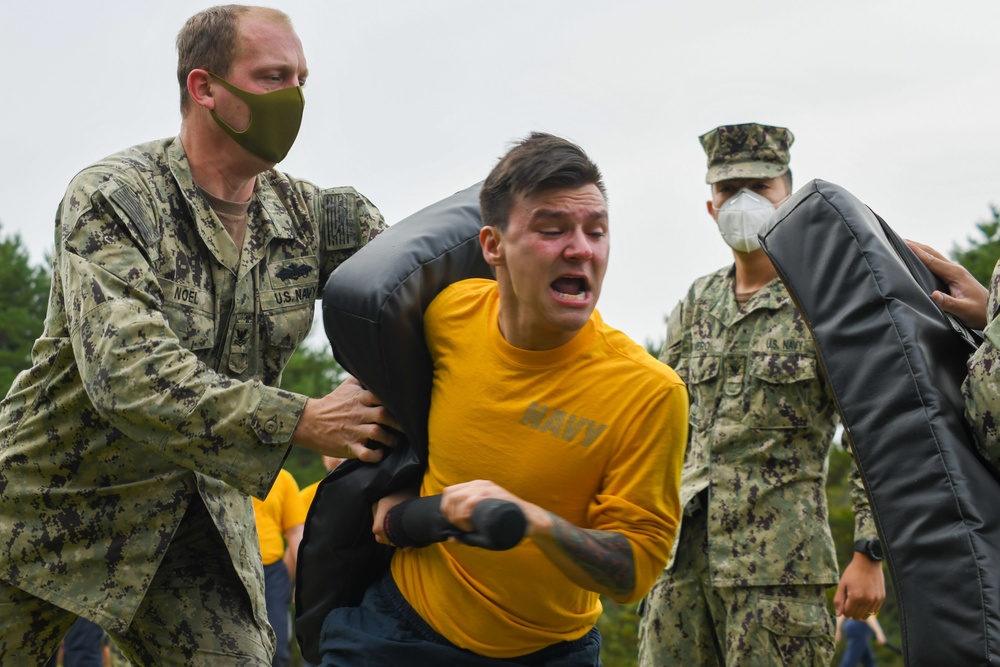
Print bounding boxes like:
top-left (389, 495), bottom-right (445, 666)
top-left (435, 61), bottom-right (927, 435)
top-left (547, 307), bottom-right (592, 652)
top-left (551, 276), bottom-right (589, 302)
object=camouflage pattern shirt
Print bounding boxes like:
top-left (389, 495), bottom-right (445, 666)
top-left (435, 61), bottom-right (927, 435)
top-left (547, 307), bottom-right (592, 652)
top-left (660, 266), bottom-right (876, 587)
top-left (0, 137), bottom-right (385, 633)
top-left (965, 258), bottom-right (1000, 461)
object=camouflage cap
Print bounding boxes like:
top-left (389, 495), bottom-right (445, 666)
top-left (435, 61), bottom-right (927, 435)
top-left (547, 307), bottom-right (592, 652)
top-left (699, 123), bottom-right (794, 184)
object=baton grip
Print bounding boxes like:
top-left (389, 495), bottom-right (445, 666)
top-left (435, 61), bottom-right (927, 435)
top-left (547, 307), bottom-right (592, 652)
top-left (384, 495), bottom-right (526, 551)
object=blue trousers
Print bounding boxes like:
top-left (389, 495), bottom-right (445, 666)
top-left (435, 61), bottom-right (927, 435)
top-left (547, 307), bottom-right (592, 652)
top-left (320, 571), bottom-right (602, 666)
top-left (46, 617), bottom-right (105, 667)
top-left (839, 619), bottom-right (875, 667)
top-left (264, 561), bottom-right (292, 667)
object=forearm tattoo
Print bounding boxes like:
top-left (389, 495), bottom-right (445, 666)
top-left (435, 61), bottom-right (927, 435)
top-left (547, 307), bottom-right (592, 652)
top-left (549, 512), bottom-right (635, 596)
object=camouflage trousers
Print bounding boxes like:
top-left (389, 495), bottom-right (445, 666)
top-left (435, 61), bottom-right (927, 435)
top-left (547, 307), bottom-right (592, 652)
top-left (637, 505), bottom-right (834, 667)
top-left (0, 496), bottom-right (274, 665)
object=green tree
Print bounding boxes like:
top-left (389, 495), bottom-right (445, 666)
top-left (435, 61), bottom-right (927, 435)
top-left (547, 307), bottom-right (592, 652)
top-left (952, 204), bottom-right (1000, 286)
top-left (0, 224), bottom-right (50, 395)
top-left (598, 598), bottom-right (641, 666)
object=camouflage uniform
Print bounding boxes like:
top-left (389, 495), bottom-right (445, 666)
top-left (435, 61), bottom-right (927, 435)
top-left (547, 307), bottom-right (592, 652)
top-left (637, 269), bottom-right (878, 666)
top-left (965, 257), bottom-right (1000, 461)
top-left (639, 121), bottom-right (879, 667)
top-left (0, 137), bottom-right (384, 663)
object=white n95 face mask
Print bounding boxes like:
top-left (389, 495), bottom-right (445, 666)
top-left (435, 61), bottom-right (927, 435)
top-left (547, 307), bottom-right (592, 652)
top-left (715, 189), bottom-right (777, 253)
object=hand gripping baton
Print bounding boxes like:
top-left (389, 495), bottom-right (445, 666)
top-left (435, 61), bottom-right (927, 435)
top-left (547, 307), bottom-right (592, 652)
top-left (384, 495), bottom-right (526, 551)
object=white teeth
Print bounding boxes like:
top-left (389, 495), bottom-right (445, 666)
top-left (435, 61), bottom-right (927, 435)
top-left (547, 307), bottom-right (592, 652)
top-left (555, 291), bottom-right (586, 301)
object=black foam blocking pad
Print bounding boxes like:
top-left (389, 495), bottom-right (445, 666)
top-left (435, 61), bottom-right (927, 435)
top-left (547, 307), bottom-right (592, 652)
top-left (760, 179), bottom-right (995, 665)
top-left (320, 181), bottom-right (492, 455)
top-left (295, 182), bottom-right (493, 663)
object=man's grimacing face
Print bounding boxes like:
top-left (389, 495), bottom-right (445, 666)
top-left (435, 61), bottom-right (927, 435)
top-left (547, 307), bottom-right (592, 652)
top-left (482, 183), bottom-right (610, 350)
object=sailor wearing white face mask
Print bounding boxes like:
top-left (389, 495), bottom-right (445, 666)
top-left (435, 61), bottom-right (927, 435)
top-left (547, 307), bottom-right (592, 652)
top-left (712, 187), bottom-right (790, 255)
top-left (637, 122), bottom-right (885, 666)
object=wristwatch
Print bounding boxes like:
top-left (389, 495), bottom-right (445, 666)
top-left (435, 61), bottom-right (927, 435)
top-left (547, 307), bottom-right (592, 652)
top-left (854, 538), bottom-right (884, 561)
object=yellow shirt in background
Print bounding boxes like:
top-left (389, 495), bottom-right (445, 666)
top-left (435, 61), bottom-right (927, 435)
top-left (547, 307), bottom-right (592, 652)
top-left (300, 480), bottom-right (320, 511)
top-left (253, 469), bottom-right (307, 566)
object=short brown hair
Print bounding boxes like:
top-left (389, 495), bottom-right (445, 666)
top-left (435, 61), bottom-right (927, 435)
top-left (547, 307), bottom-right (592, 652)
top-left (480, 132), bottom-right (606, 231)
top-left (175, 5), bottom-right (291, 115)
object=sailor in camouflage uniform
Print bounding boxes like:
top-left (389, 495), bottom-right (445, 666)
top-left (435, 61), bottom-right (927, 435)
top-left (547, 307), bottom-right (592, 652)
top-left (0, 6), bottom-right (399, 665)
top-left (908, 243), bottom-right (1000, 462)
top-left (637, 123), bottom-right (885, 666)
top-left (964, 260), bottom-right (1000, 452)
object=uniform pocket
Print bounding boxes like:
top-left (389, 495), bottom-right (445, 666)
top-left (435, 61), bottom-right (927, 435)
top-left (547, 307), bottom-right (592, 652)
top-left (758, 594), bottom-right (833, 666)
top-left (257, 302), bottom-right (315, 381)
top-left (261, 301), bottom-right (314, 350)
top-left (687, 354), bottom-right (719, 432)
top-left (745, 352), bottom-right (818, 429)
top-left (758, 596), bottom-right (826, 637)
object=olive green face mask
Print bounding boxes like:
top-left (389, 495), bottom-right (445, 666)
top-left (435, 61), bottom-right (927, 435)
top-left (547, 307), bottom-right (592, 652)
top-left (208, 72), bottom-right (304, 164)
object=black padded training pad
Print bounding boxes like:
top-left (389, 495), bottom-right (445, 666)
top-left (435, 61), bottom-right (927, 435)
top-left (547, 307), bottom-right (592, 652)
top-left (295, 182), bottom-right (492, 663)
top-left (759, 179), bottom-right (995, 665)
top-left (319, 181), bottom-right (491, 453)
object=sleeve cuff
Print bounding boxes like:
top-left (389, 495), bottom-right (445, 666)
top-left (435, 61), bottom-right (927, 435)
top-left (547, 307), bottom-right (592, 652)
top-left (252, 385), bottom-right (309, 446)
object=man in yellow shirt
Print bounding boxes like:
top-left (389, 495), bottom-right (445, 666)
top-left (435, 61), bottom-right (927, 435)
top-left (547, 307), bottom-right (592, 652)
top-left (318, 133), bottom-right (688, 665)
top-left (253, 469), bottom-right (307, 667)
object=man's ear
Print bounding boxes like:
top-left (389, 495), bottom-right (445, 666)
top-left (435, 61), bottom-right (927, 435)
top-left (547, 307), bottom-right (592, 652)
top-left (480, 226), bottom-right (504, 267)
top-left (187, 69), bottom-right (216, 111)
top-left (705, 199), bottom-right (718, 222)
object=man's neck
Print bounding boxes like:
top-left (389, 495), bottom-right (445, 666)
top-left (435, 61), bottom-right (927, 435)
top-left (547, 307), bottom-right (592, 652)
top-left (732, 248), bottom-right (778, 296)
top-left (179, 121), bottom-right (261, 203)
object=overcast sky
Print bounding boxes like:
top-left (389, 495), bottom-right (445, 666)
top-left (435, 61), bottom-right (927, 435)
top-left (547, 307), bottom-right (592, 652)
top-left (2, 1), bottom-right (997, 349)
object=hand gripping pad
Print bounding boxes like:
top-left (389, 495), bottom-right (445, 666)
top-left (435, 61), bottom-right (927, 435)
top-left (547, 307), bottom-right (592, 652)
top-left (294, 183), bottom-right (493, 663)
top-left (759, 179), bottom-right (995, 665)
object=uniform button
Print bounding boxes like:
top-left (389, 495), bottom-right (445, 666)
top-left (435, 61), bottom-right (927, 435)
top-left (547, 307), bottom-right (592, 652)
top-left (264, 419), bottom-right (278, 434)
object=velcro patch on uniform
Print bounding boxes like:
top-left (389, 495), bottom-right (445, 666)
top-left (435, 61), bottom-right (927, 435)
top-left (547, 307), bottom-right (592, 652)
top-left (160, 277), bottom-right (213, 315)
top-left (268, 257), bottom-right (319, 285)
top-left (261, 284), bottom-right (318, 310)
top-left (320, 193), bottom-right (359, 251)
top-left (110, 185), bottom-right (160, 247)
